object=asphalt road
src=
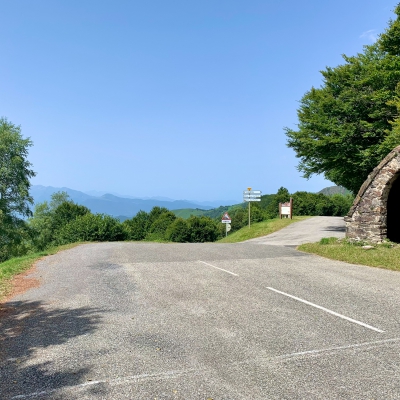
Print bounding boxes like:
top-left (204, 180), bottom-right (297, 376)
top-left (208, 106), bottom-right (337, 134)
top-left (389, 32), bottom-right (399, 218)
top-left (245, 216), bottom-right (346, 246)
top-left (1, 221), bottom-right (400, 399)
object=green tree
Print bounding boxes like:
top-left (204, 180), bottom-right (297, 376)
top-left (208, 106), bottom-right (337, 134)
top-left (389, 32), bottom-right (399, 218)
top-left (228, 207), bottom-right (247, 231)
top-left (29, 192), bottom-right (90, 250)
top-left (166, 218), bottom-right (190, 242)
top-left (52, 201), bottom-right (90, 232)
top-left (285, 7), bottom-right (400, 194)
top-left (0, 118), bottom-right (35, 261)
top-left (330, 193), bottom-right (354, 216)
top-left (379, 3), bottom-right (400, 56)
top-left (122, 210), bottom-right (149, 241)
top-left (187, 216), bottom-right (219, 242)
top-left (146, 210), bottom-right (176, 241)
top-left (265, 187), bottom-right (290, 218)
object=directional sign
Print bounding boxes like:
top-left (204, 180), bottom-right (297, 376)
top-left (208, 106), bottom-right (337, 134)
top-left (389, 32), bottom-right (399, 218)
top-left (243, 190), bottom-right (262, 194)
top-left (243, 189), bottom-right (261, 203)
top-left (244, 188), bottom-right (262, 228)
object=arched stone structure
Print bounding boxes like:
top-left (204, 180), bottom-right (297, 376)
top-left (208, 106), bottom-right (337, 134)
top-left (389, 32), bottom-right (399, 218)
top-left (345, 145), bottom-right (400, 243)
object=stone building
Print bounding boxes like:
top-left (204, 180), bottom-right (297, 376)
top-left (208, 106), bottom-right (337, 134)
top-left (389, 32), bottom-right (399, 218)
top-left (345, 145), bottom-right (400, 243)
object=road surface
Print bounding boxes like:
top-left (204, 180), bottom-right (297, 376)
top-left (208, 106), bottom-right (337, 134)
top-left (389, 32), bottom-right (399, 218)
top-left (1, 218), bottom-right (399, 399)
top-left (246, 216), bottom-right (346, 246)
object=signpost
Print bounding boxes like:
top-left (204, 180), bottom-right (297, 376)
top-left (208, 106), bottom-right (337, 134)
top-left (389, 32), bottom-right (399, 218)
top-left (243, 188), bottom-right (262, 228)
top-left (221, 212), bottom-right (232, 237)
top-left (279, 197), bottom-right (293, 219)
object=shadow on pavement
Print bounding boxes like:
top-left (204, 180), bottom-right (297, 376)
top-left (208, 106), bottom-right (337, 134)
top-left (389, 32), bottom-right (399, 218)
top-left (0, 300), bottom-right (102, 399)
top-left (323, 225), bottom-right (346, 233)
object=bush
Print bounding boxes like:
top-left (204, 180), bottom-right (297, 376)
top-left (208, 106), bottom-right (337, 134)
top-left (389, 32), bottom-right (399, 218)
top-left (187, 216), bottom-right (220, 242)
top-left (58, 214), bottom-right (124, 243)
top-left (29, 193), bottom-right (91, 250)
top-left (122, 210), bottom-right (150, 241)
top-left (146, 211), bottom-right (177, 241)
top-left (166, 218), bottom-right (190, 242)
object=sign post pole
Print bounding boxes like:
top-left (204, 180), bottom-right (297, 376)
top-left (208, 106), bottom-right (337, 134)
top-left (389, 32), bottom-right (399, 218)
top-left (221, 213), bottom-right (232, 236)
top-left (248, 187), bottom-right (251, 228)
top-left (243, 187), bottom-right (262, 228)
top-left (248, 201), bottom-right (251, 228)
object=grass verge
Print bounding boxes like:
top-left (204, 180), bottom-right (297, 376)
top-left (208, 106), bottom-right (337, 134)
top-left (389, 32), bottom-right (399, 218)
top-left (217, 216), bottom-right (311, 243)
top-left (0, 243), bottom-right (82, 300)
top-left (299, 238), bottom-right (400, 271)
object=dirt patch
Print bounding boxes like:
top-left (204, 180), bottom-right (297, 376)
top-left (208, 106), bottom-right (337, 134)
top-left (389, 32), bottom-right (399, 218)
top-left (0, 263), bottom-right (40, 305)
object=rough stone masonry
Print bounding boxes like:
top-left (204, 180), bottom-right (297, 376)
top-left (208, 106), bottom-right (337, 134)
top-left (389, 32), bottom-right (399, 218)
top-left (345, 145), bottom-right (400, 243)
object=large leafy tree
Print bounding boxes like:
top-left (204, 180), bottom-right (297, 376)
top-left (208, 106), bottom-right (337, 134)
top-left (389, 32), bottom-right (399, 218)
top-left (29, 192), bottom-right (90, 250)
top-left (0, 118), bottom-right (35, 260)
top-left (285, 5), bottom-right (400, 194)
top-left (0, 118), bottom-right (35, 217)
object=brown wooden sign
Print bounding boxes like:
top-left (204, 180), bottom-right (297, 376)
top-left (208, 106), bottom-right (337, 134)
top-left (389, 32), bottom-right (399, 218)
top-left (279, 197), bottom-right (293, 219)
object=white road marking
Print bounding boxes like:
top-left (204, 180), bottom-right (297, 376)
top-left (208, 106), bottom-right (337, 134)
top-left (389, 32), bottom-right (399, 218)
top-left (12, 337), bottom-right (400, 399)
top-left (271, 337), bottom-right (400, 361)
top-left (266, 287), bottom-right (384, 333)
top-left (198, 260), bottom-right (238, 276)
top-left (11, 369), bottom-right (198, 399)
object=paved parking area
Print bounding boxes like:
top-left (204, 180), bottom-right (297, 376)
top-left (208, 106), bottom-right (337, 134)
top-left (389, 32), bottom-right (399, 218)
top-left (1, 240), bottom-right (400, 399)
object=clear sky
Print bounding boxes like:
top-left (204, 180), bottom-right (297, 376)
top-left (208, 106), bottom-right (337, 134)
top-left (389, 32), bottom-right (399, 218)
top-left (1, 1), bottom-right (396, 203)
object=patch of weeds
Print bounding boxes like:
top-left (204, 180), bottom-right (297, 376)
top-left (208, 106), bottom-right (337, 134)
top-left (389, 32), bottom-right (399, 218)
top-left (378, 239), bottom-right (396, 248)
top-left (319, 237), bottom-right (338, 245)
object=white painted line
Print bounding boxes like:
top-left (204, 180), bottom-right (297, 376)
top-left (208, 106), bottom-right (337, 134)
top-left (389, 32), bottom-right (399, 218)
top-left (198, 260), bottom-right (238, 276)
top-left (12, 336), bottom-right (400, 399)
top-left (266, 287), bottom-right (384, 333)
top-left (272, 337), bottom-right (400, 361)
top-left (11, 368), bottom-right (198, 399)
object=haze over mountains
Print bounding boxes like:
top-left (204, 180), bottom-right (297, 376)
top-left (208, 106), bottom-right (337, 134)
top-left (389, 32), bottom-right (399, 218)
top-left (30, 185), bottom-right (236, 218)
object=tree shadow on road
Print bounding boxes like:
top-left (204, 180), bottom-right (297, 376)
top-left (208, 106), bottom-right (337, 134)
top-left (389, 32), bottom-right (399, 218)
top-left (323, 225), bottom-right (346, 233)
top-left (0, 300), bottom-right (102, 399)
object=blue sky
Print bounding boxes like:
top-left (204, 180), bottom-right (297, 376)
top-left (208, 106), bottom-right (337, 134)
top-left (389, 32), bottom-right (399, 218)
top-left (0, 1), bottom-right (395, 203)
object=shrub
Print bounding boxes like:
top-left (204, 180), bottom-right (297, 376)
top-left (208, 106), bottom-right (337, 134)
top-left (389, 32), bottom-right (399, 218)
top-left (122, 210), bottom-right (150, 241)
top-left (58, 214), bottom-right (124, 243)
top-left (187, 216), bottom-right (220, 242)
top-left (166, 218), bottom-right (190, 242)
top-left (146, 211), bottom-right (177, 241)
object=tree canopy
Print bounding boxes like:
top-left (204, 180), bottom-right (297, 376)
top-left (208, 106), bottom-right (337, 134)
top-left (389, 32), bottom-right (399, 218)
top-left (0, 118), bottom-right (35, 261)
top-left (0, 118), bottom-right (35, 218)
top-left (285, 4), bottom-right (400, 194)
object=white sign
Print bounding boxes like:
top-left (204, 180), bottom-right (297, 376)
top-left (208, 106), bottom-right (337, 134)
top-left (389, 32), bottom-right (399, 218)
top-left (281, 206), bottom-right (290, 215)
top-left (243, 190), bottom-right (262, 194)
top-left (279, 198), bottom-right (293, 219)
top-left (226, 224), bottom-right (231, 232)
top-left (221, 212), bottom-right (231, 223)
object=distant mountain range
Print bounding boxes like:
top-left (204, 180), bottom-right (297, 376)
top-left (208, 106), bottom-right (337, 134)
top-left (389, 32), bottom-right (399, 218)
top-left (30, 185), bottom-right (349, 220)
top-left (30, 185), bottom-right (235, 218)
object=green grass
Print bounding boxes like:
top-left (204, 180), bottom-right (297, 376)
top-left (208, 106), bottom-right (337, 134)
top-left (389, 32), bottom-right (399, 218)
top-left (217, 216), bottom-right (311, 243)
top-left (0, 243), bottom-right (82, 300)
top-left (299, 238), bottom-right (400, 271)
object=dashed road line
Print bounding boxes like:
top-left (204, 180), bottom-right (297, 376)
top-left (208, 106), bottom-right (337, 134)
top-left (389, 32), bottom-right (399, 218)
top-left (198, 260), bottom-right (238, 276)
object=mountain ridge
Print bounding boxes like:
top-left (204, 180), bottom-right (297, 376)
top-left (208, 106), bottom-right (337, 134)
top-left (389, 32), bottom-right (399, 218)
top-left (29, 185), bottom-right (234, 218)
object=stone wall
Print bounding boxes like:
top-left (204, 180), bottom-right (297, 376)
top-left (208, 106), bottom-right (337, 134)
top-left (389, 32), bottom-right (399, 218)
top-left (345, 145), bottom-right (400, 242)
